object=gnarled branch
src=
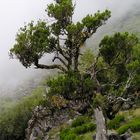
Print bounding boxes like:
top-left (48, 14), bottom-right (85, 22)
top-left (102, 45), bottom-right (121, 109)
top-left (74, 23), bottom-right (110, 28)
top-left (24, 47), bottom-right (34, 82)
top-left (35, 63), bottom-right (67, 72)
top-left (52, 56), bottom-right (68, 69)
top-left (34, 58), bottom-right (67, 72)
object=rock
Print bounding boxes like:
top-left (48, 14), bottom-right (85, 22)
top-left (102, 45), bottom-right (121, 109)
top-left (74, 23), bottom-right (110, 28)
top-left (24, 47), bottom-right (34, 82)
top-left (108, 131), bottom-right (132, 140)
top-left (108, 133), bottom-right (121, 140)
top-left (25, 105), bottom-right (77, 140)
top-left (25, 99), bottom-right (90, 140)
top-left (67, 119), bottom-right (73, 125)
top-left (93, 130), bottom-right (132, 140)
top-left (120, 129), bottom-right (132, 140)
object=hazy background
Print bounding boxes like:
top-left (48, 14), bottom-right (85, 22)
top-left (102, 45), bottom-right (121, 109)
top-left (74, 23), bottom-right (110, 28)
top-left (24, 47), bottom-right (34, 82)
top-left (0, 0), bottom-right (139, 96)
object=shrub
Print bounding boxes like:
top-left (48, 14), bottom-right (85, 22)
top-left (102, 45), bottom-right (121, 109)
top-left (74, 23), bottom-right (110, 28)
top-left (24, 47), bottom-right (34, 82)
top-left (130, 121), bottom-right (140, 132)
top-left (71, 116), bottom-right (91, 128)
top-left (117, 124), bottom-right (130, 135)
top-left (60, 128), bottom-right (70, 140)
top-left (108, 115), bottom-right (125, 130)
top-left (0, 87), bottom-right (45, 140)
top-left (117, 118), bottom-right (140, 134)
top-left (73, 123), bottom-right (96, 135)
top-left (47, 72), bottom-right (94, 100)
top-left (60, 129), bottom-right (80, 140)
top-left (64, 133), bottom-right (77, 140)
top-left (60, 122), bottom-right (96, 140)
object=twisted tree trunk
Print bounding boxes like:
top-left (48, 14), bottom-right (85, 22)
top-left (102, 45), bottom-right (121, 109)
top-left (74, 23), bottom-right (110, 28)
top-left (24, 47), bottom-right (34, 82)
top-left (94, 106), bottom-right (108, 140)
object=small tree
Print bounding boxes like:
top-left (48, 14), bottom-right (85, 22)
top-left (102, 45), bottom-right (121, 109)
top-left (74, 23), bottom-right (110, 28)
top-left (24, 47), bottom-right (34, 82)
top-left (10, 0), bottom-right (111, 73)
top-left (87, 32), bottom-right (140, 140)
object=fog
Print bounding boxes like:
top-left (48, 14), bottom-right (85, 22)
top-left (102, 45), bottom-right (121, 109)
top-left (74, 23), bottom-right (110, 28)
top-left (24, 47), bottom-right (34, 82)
top-left (0, 0), bottom-right (139, 96)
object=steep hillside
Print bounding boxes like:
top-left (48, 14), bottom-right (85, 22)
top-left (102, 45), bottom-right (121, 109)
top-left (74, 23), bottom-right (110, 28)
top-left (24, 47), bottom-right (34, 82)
top-left (87, 3), bottom-right (140, 51)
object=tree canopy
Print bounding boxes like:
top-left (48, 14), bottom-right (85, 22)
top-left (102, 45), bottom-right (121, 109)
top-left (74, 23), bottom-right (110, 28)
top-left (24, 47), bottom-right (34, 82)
top-left (10, 0), bottom-right (111, 72)
top-left (88, 32), bottom-right (140, 119)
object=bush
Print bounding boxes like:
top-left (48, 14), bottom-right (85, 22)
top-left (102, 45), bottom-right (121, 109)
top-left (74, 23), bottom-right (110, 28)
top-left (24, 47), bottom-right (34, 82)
top-left (71, 116), bottom-right (91, 127)
top-left (60, 128), bottom-right (70, 140)
top-left (47, 71), bottom-right (94, 100)
top-left (73, 123), bottom-right (96, 135)
top-left (117, 118), bottom-right (140, 134)
top-left (60, 121), bottom-right (96, 140)
top-left (117, 124), bottom-right (130, 135)
top-left (130, 121), bottom-right (140, 132)
top-left (60, 129), bottom-right (81, 140)
top-left (108, 115), bottom-right (125, 130)
top-left (63, 133), bottom-right (77, 140)
top-left (0, 87), bottom-right (45, 140)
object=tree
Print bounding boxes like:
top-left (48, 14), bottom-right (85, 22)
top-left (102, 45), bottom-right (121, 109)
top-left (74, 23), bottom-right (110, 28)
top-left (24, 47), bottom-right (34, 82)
top-left (10, 0), bottom-right (111, 73)
top-left (87, 32), bottom-right (140, 140)
top-left (9, 0), bottom-right (140, 139)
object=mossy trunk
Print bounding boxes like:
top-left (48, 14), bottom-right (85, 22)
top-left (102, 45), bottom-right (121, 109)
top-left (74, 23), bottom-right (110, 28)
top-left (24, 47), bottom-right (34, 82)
top-left (94, 106), bottom-right (108, 140)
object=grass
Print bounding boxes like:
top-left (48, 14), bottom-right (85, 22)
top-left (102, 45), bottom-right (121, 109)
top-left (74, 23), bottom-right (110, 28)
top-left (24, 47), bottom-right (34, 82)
top-left (71, 116), bottom-right (91, 128)
top-left (81, 131), bottom-right (95, 140)
top-left (117, 118), bottom-right (140, 134)
top-left (59, 116), bottom-right (96, 140)
top-left (107, 115), bottom-right (125, 130)
top-left (132, 132), bottom-right (140, 140)
top-left (58, 107), bottom-right (140, 140)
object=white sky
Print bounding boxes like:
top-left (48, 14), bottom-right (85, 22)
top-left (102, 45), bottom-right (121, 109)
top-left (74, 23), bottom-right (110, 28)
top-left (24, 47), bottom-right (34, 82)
top-left (0, 0), bottom-right (138, 93)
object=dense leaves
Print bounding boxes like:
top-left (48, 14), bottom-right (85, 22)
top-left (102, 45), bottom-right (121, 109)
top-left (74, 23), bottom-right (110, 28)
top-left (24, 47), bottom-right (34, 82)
top-left (47, 71), bottom-right (94, 100)
top-left (10, 0), bottom-right (111, 72)
top-left (10, 21), bottom-right (50, 67)
top-left (0, 87), bottom-right (45, 140)
top-left (88, 32), bottom-right (140, 119)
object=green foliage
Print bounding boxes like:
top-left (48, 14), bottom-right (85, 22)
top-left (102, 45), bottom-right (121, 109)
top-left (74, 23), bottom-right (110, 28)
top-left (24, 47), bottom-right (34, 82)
top-left (79, 49), bottom-right (95, 73)
top-left (108, 115), bottom-right (125, 130)
top-left (10, 0), bottom-right (111, 72)
top-left (47, 72), bottom-right (80, 99)
top-left (93, 93), bottom-right (107, 108)
top-left (47, 0), bottom-right (74, 26)
top-left (8, 0), bottom-right (140, 138)
top-left (82, 10), bottom-right (111, 30)
top-left (117, 118), bottom-right (140, 134)
top-left (60, 123), bottom-right (96, 140)
top-left (0, 87), bottom-right (45, 140)
top-left (92, 32), bottom-right (140, 120)
top-left (98, 32), bottom-right (139, 85)
top-left (60, 115), bottom-right (95, 140)
top-left (60, 130), bottom-right (80, 140)
top-left (47, 72), bottom-right (94, 100)
top-left (10, 21), bottom-right (50, 68)
top-left (71, 116), bottom-right (91, 128)
top-left (100, 32), bottom-right (138, 66)
top-left (73, 123), bottom-right (96, 135)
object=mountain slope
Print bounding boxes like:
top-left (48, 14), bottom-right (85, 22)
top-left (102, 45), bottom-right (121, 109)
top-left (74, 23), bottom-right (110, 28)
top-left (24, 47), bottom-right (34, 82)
top-left (87, 4), bottom-right (140, 51)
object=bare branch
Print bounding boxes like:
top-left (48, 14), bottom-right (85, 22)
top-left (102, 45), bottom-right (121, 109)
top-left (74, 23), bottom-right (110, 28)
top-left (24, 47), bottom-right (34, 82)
top-left (34, 58), bottom-right (67, 72)
top-left (57, 46), bottom-right (69, 61)
top-left (52, 56), bottom-right (68, 68)
top-left (116, 97), bottom-right (131, 102)
top-left (121, 71), bottom-right (136, 96)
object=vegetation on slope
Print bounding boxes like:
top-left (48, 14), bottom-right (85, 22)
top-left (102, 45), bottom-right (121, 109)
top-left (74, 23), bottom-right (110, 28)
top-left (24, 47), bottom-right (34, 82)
top-left (50, 109), bottom-right (140, 140)
top-left (0, 86), bottom-right (46, 140)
